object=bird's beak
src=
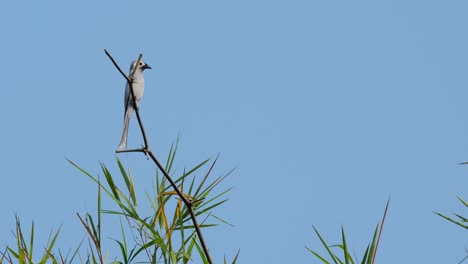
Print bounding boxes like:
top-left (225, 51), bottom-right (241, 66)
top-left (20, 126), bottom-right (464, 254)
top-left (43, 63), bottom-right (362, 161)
top-left (144, 64), bottom-right (152, 70)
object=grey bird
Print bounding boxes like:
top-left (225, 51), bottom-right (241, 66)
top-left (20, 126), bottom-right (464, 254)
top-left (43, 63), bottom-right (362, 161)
top-left (117, 60), bottom-right (152, 151)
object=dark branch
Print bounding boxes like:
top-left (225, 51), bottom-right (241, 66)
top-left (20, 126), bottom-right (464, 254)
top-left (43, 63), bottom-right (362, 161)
top-left (104, 50), bottom-right (213, 264)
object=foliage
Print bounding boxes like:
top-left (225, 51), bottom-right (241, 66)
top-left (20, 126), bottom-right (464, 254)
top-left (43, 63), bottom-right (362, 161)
top-left (305, 198), bottom-right (390, 264)
top-left (436, 196), bottom-right (468, 230)
top-left (1, 142), bottom-right (236, 264)
top-left (436, 196), bottom-right (468, 264)
top-left (2, 216), bottom-right (67, 264)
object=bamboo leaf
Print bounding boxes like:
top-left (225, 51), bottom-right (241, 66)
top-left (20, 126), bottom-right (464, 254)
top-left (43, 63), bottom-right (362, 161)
top-left (366, 224), bottom-right (379, 264)
top-left (39, 226), bottom-right (61, 264)
top-left (305, 246), bottom-right (331, 264)
top-left (360, 245), bottom-right (371, 264)
top-left (436, 212), bottom-right (468, 229)
top-left (341, 226), bottom-right (350, 264)
top-left (231, 249), bottom-right (240, 264)
top-left (29, 221), bottom-right (34, 262)
top-left (457, 196), bottom-right (468, 207)
top-left (116, 158), bottom-right (137, 206)
top-left (312, 226), bottom-right (339, 264)
top-left (193, 239), bottom-right (209, 264)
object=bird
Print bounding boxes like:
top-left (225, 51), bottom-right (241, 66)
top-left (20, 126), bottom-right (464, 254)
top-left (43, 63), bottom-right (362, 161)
top-left (117, 60), bottom-right (152, 151)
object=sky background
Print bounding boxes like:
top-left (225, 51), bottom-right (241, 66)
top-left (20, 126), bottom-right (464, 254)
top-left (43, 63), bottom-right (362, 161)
top-left (2, 1), bottom-right (468, 263)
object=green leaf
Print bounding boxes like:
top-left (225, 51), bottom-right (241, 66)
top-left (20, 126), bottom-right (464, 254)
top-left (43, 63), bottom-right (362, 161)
top-left (436, 212), bottom-right (468, 229)
top-left (97, 177), bottom-right (102, 244)
top-left (231, 249), bottom-right (240, 264)
top-left (313, 226), bottom-right (339, 264)
top-left (68, 159), bottom-right (126, 210)
top-left (453, 213), bottom-right (468, 223)
top-left (457, 196), bottom-right (468, 207)
top-left (366, 224), bottom-right (379, 264)
top-left (39, 225), bottom-right (61, 264)
top-left (87, 214), bottom-right (99, 246)
top-left (7, 247), bottom-right (19, 259)
top-left (183, 237), bottom-right (197, 264)
top-left (193, 239), bottom-right (209, 264)
top-left (101, 163), bottom-right (121, 201)
top-left (360, 245), bottom-right (371, 264)
top-left (170, 251), bottom-right (178, 263)
top-left (68, 237), bottom-right (85, 264)
top-left (29, 221), bottom-right (34, 261)
top-left (193, 155), bottom-right (219, 198)
top-left (166, 159), bottom-right (211, 192)
top-left (130, 237), bottom-right (167, 262)
top-left (341, 226), bottom-right (351, 264)
top-left (166, 137), bottom-right (179, 173)
top-left (114, 239), bottom-right (128, 263)
top-left (116, 158), bottom-right (137, 206)
top-left (305, 246), bottom-right (331, 264)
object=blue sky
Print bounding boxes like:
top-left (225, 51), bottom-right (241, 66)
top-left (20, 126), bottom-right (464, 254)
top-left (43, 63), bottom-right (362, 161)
top-left (2, 1), bottom-right (468, 263)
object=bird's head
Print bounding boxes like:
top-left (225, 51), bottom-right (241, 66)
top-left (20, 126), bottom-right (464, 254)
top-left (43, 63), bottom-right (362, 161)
top-left (130, 60), bottom-right (152, 73)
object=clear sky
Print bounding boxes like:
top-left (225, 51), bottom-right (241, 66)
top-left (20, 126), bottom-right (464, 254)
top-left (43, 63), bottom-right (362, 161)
top-left (2, 1), bottom-right (468, 263)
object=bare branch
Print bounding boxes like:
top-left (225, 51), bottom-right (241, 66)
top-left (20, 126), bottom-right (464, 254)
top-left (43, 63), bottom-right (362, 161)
top-left (105, 50), bottom-right (213, 264)
top-left (371, 196), bottom-right (391, 264)
top-left (76, 213), bottom-right (103, 264)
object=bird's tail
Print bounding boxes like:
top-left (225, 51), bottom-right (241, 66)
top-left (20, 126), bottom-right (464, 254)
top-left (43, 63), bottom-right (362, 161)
top-left (117, 106), bottom-right (134, 151)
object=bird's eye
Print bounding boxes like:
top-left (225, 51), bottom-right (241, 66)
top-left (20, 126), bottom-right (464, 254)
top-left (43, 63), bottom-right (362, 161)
top-left (139, 62), bottom-right (143, 65)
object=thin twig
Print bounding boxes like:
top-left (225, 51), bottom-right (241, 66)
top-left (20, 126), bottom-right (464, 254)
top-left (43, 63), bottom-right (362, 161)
top-left (105, 50), bottom-right (213, 264)
top-left (194, 154), bottom-right (219, 198)
top-left (76, 213), bottom-right (103, 264)
top-left (371, 196), bottom-right (390, 264)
